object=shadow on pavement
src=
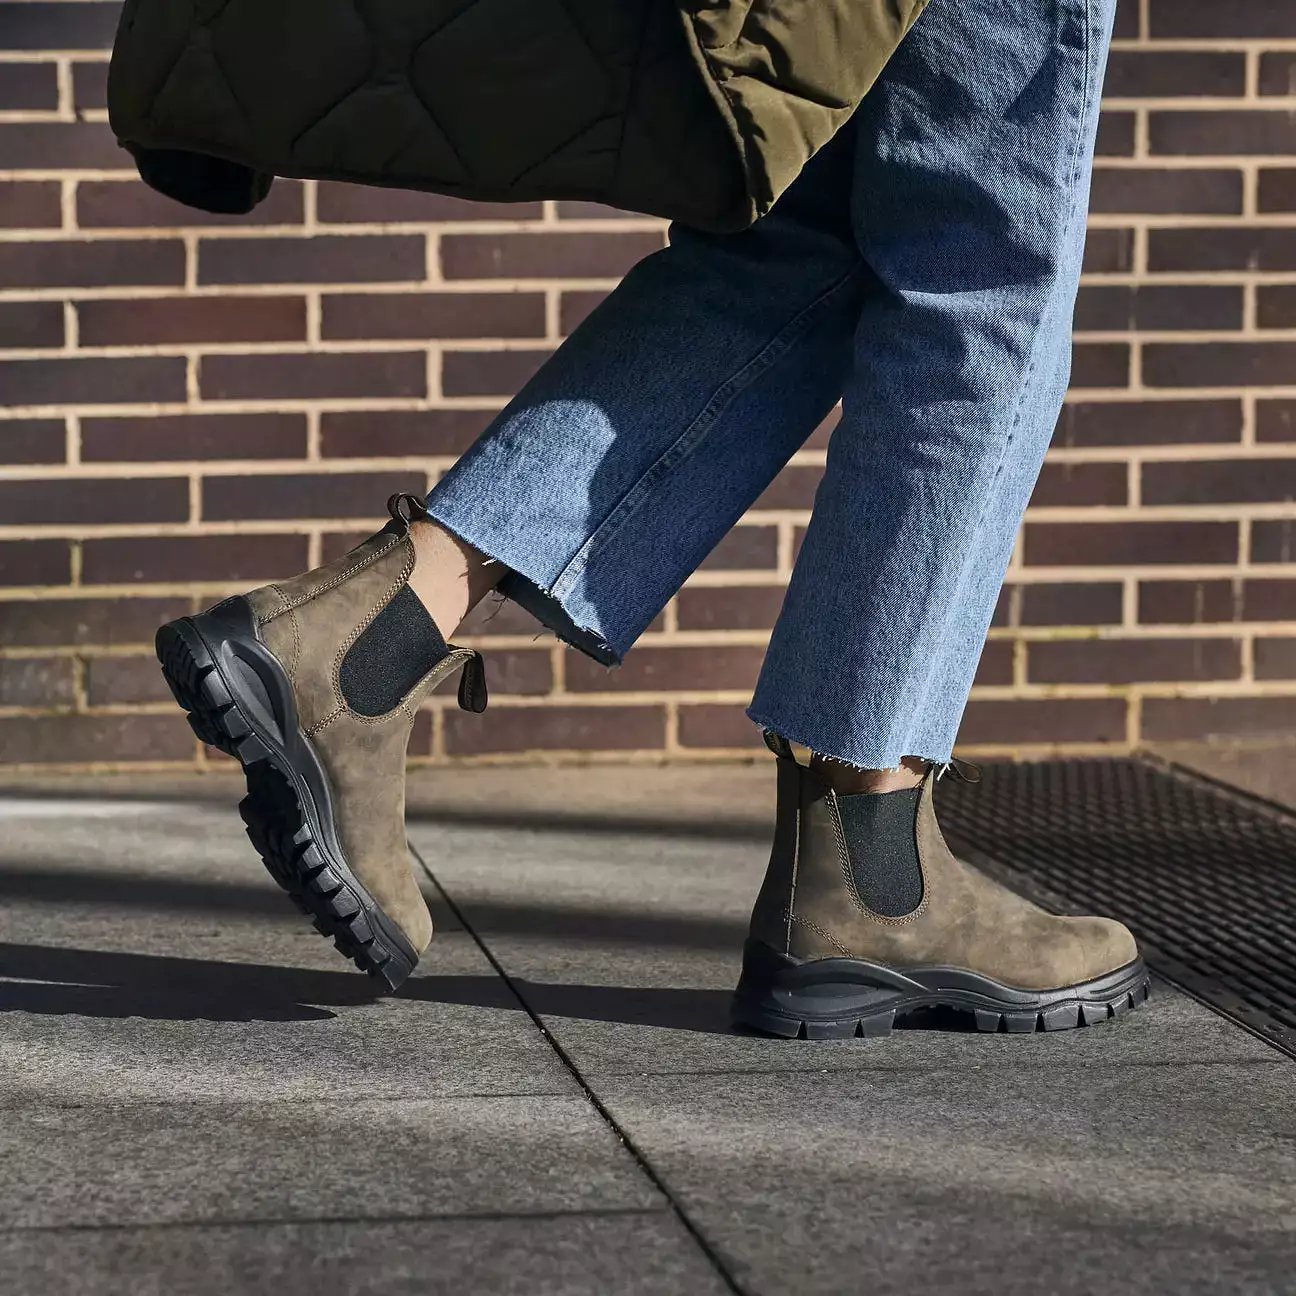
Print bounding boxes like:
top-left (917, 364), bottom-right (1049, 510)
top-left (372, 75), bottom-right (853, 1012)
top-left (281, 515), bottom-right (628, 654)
top-left (0, 868), bottom-right (291, 916)
top-left (426, 976), bottom-right (736, 1034)
top-left (0, 942), bottom-right (736, 1032)
top-left (0, 943), bottom-right (376, 1023)
top-left (0, 943), bottom-right (992, 1035)
top-left (0, 867), bottom-right (749, 949)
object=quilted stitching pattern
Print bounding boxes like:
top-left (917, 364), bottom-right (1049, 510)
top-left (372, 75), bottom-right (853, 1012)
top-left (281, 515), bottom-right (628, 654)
top-left (118, 0), bottom-right (672, 192)
top-left (108, 0), bottom-right (923, 232)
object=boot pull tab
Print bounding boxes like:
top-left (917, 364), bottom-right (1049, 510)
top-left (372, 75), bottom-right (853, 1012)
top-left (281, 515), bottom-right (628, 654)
top-left (938, 755), bottom-right (983, 784)
top-left (387, 492), bottom-right (431, 532)
top-left (457, 650), bottom-right (489, 713)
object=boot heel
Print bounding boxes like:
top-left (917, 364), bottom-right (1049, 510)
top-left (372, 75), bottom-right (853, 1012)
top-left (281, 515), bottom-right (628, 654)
top-left (730, 938), bottom-right (910, 1040)
top-left (155, 618), bottom-right (240, 756)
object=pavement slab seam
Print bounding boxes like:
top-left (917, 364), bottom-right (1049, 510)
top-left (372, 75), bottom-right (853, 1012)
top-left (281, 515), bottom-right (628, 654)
top-left (0, 1206), bottom-right (671, 1236)
top-left (582, 1054), bottom-right (1292, 1080)
top-left (411, 840), bottom-right (750, 1296)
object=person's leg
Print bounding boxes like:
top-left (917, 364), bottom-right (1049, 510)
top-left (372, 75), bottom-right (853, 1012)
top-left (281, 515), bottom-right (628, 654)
top-left (751, 0), bottom-right (1115, 774)
top-left (420, 121), bottom-right (866, 662)
top-left (731, 0), bottom-right (1153, 1038)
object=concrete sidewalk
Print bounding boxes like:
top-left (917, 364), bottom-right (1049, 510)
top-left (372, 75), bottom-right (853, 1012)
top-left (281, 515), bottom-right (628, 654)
top-left (1, 765), bottom-right (1293, 1295)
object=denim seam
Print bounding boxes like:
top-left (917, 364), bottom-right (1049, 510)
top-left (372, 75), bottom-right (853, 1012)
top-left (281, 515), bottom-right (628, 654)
top-left (548, 265), bottom-right (863, 603)
top-left (893, 0), bottom-right (1097, 752)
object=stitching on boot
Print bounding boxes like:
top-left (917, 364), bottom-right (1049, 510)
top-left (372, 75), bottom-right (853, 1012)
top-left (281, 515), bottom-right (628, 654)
top-left (307, 706), bottom-right (345, 737)
top-left (328, 544), bottom-right (418, 724)
top-left (909, 772), bottom-right (942, 923)
top-left (263, 533), bottom-right (404, 623)
top-left (260, 583), bottom-right (290, 625)
top-left (285, 605), bottom-right (301, 681)
top-left (829, 789), bottom-right (929, 928)
top-left (786, 911), bottom-right (853, 958)
top-left (394, 648), bottom-right (474, 725)
top-left (828, 790), bottom-right (868, 912)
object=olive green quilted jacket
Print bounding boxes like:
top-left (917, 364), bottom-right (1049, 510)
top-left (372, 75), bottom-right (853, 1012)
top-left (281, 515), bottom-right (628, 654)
top-left (108, 0), bottom-right (929, 232)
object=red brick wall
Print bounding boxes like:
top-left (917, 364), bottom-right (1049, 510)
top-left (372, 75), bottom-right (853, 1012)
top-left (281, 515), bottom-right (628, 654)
top-left (2, 0), bottom-right (1295, 769)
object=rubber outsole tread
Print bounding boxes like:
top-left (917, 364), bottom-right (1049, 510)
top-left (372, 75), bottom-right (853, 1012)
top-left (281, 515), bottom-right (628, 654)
top-left (735, 976), bottom-right (1152, 1040)
top-left (156, 620), bottom-right (415, 991)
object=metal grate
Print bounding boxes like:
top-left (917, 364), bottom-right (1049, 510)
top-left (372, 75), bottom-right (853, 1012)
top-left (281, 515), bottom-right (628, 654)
top-left (933, 757), bottom-right (1296, 1059)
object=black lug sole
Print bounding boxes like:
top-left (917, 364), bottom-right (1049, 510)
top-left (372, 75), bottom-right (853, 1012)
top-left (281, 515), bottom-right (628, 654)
top-left (156, 599), bottom-right (419, 991)
top-left (731, 938), bottom-right (1151, 1040)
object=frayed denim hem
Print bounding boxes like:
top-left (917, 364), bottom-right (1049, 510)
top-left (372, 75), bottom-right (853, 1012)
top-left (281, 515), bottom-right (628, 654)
top-left (422, 502), bottom-right (622, 668)
top-left (497, 570), bottom-right (621, 667)
top-left (747, 709), bottom-right (953, 776)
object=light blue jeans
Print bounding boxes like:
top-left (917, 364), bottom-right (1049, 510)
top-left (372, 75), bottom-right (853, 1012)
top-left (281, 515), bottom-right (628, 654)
top-left (426, 0), bottom-right (1117, 769)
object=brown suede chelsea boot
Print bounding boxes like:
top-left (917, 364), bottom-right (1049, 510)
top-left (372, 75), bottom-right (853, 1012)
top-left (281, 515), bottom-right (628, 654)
top-left (155, 493), bottom-right (488, 991)
top-left (732, 735), bottom-right (1150, 1038)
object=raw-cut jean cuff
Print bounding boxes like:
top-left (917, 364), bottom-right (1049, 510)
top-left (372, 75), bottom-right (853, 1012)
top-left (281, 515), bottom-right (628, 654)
top-left (746, 711), bottom-right (954, 775)
top-left (421, 500), bottom-right (623, 668)
top-left (496, 569), bottom-right (621, 668)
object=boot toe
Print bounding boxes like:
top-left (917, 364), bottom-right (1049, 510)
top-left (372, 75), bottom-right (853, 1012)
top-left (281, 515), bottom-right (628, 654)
top-left (1068, 915), bottom-right (1139, 981)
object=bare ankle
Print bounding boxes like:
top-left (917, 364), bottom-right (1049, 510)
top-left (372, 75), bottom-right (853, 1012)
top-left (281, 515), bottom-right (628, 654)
top-left (809, 753), bottom-right (929, 795)
top-left (406, 520), bottom-right (501, 636)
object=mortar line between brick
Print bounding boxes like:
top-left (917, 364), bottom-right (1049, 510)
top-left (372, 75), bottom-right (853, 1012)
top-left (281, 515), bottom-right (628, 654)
top-left (3, 624), bottom-right (1293, 654)
top-left (53, 57), bottom-right (73, 120)
top-left (15, 329), bottom-right (1293, 363)
top-left (1104, 95), bottom-right (1296, 109)
top-left (544, 287), bottom-right (560, 343)
top-left (1109, 40), bottom-right (1296, 53)
top-left (663, 699), bottom-right (681, 753)
top-left (1243, 162), bottom-right (1259, 219)
top-left (60, 178), bottom-right (76, 231)
top-left (305, 290), bottom-right (321, 346)
top-left (0, 283), bottom-right (618, 301)
top-left (1134, 107), bottom-right (1149, 161)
